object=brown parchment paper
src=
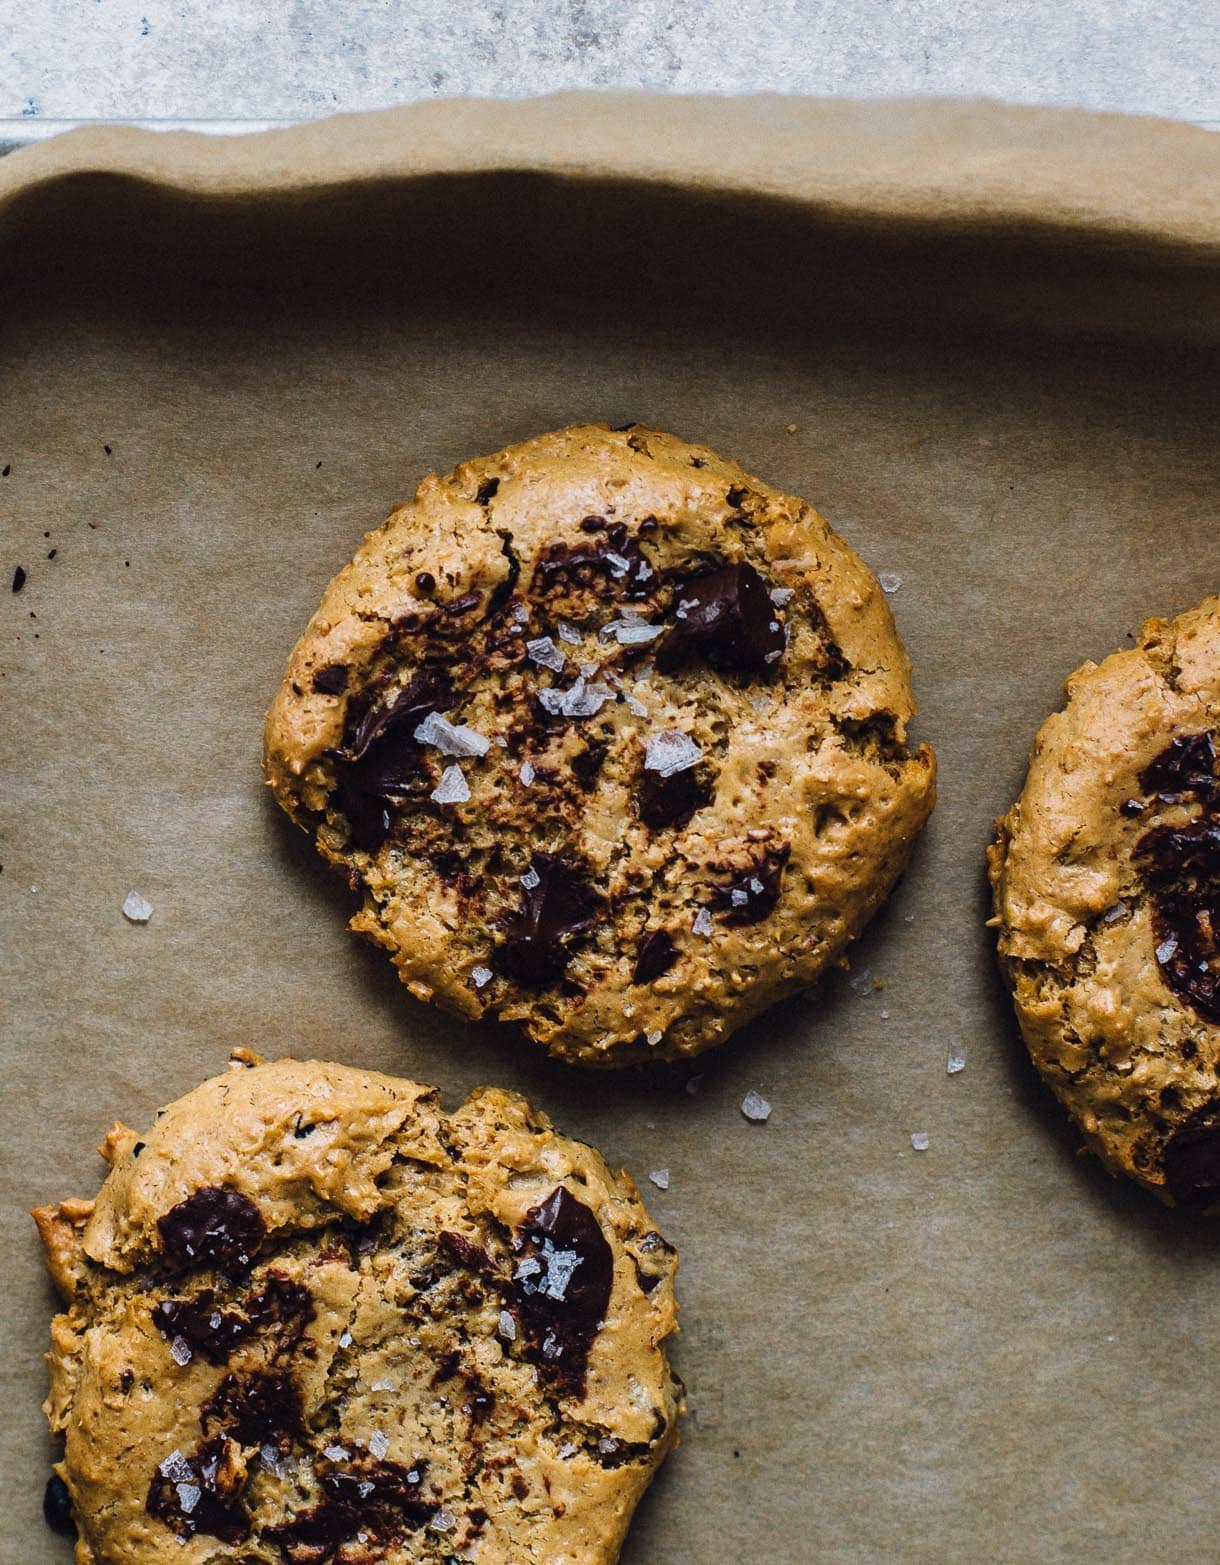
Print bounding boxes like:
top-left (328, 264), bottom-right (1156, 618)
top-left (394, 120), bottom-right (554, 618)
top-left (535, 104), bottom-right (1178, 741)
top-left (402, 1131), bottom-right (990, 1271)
top-left (1, 96), bottom-right (1218, 1565)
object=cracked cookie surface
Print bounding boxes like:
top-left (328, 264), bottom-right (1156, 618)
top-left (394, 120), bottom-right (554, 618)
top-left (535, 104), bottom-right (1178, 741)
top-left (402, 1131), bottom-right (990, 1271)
top-left (988, 596), bottom-right (1220, 1206)
top-left (35, 1054), bottom-right (681, 1563)
top-left (264, 424), bottom-right (936, 1065)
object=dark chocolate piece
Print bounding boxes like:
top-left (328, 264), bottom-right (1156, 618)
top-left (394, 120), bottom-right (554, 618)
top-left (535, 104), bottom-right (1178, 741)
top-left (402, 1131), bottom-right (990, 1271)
top-left (636, 767), bottom-right (713, 830)
top-left (495, 856), bottom-right (602, 987)
top-left (708, 846), bottom-right (789, 926)
top-left (202, 1370), bottom-right (301, 1449)
top-left (633, 930), bottom-right (679, 983)
top-left (414, 571), bottom-right (436, 594)
top-left (157, 1188), bottom-right (266, 1275)
top-left (265, 1459), bottom-right (432, 1561)
top-left (333, 666), bottom-right (454, 851)
top-left (476, 477), bottom-right (500, 504)
top-left (311, 664), bottom-right (348, 696)
top-left (1133, 730), bottom-right (1219, 1024)
top-left (43, 1474), bottom-right (74, 1537)
top-left (570, 740), bottom-right (609, 790)
top-left (509, 1186), bottom-right (613, 1398)
top-left (437, 1230), bottom-right (495, 1275)
top-left (531, 522), bottom-right (653, 600)
top-left (153, 1291), bottom-right (249, 1365)
top-left (145, 1436), bottom-right (250, 1545)
top-left (1163, 1120), bottom-right (1220, 1207)
top-left (657, 560), bottom-right (785, 678)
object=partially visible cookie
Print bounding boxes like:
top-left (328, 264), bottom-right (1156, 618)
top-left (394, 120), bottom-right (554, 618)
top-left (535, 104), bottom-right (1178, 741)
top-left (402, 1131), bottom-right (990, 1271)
top-left (264, 423), bottom-right (935, 1066)
top-left (988, 596), bottom-right (1220, 1206)
top-left (35, 1054), bottom-right (681, 1563)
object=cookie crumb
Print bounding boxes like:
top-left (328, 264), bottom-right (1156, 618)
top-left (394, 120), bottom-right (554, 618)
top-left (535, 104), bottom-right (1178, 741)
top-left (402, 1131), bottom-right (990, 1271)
top-left (431, 764), bottom-right (471, 805)
top-left (947, 1048), bottom-right (966, 1075)
top-left (910, 1131), bottom-right (930, 1151)
top-left (648, 1168), bottom-right (670, 1190)
top-left (741, 1090), bottom-right (772, 1123)
top-left (786, 423), bottom-right (798, 434)
top-left (879, 572), bottom-right (903, 594)
top-left (122, 890), bottom-right (153, 923)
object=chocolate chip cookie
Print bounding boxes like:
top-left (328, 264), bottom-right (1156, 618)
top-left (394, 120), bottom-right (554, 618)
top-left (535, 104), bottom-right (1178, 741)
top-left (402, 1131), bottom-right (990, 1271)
top-left (989, 596), bottom-right (1220, 1205)
top-left (264, 424), bottom-right (936, 1065)
top-left (35, 1053), bottom-right (681, 1562)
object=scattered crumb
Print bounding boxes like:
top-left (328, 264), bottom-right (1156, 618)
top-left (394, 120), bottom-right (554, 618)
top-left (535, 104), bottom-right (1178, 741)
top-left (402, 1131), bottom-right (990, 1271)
top-left (741, 1090), bottom-right (771, 1123)
top-left (786, 423), bottom-right (797, 434)
top-left (648, 1168), bottom-right (670, 1190)
top-left (645, 1029), bottom-right (662, 1046)
top-left (879, 1008), bottom-right (890, 1020)
top-left (12, 565), bottom-right (26, 593)
top-left (122, 890), bottom-right (153, 923)
top-left (910, 1131), bottom-right (930, 1151)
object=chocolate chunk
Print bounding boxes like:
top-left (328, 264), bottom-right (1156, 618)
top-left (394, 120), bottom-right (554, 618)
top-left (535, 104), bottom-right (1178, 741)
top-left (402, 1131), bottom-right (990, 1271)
top-left (203, 1370), bottom-right (301, 1449)
top-left (495, 856), bottom-right (602, 987)
top-left (637, 766), bottom-right (714, 830)
top-left (579, 515), bottom-right (607, 533)
top-left (633, 930), bottom-right (679, 983)
top-left (531, 524), bottom-right (653, 600)
top-left (333, 666), bottom-right (454, 851)
top-left (414, 570), bottom-right (436, 594)
top-left (12, 565), bottom-right (26, 593)
top-left (509, 1186), bottom-right (614, 1398)
top-left (725, 485), bottom-right (748, 508)
top-left (438, 1230), bottom-right (495, 1275)
top-left (153, 1291), bottom-right (250, 1365)
top-left (266, 1459), bottom-right (433, 1561)
top-left (570, 740), bottom-right (608, 790)
top-left (657, 560), bottom-right (785, 678)
top-left (476, 477), bottom-right (500, 504)
top-left (43, 1474), bottom-right (74, 1537)
top-left (311, 664), bottom-right (348, 696)
top-left (145, 1435), bottom-right (250, 1544)
top-left (157, 1187), bottom-right (266, 1275)
top-left (708, 847), bottom-right (789, 925)
top-left (244, 1271), bottom-right (315, 1333)
top-left (1163, 1120), bottom-right (1220, 1206)
top-left (1133, 731), bottom-right (1219, 1024)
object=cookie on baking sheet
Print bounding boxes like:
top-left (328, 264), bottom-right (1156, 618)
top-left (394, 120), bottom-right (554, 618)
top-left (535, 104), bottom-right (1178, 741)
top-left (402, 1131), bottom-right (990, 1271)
top-left (264, 423), bottom-right (935, 1067)
top-left (988, 596), bottom-right (1220, 1206)
top-left (34, 1054), bottom-right (681, 1563)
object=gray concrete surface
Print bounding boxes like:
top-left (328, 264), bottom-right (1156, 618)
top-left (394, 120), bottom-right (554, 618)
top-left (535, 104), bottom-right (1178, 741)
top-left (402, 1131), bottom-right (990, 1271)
top-left (1, 0), bottom-right (1217, 133)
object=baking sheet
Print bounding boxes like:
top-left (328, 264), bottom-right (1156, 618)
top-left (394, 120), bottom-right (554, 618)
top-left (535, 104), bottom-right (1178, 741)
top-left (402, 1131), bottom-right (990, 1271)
top-left (1, 97), bottom-right (1218, 1565)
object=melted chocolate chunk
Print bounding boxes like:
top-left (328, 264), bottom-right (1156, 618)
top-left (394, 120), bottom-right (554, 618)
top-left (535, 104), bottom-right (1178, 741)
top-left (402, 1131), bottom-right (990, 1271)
top-left (437, 1229), bottom-right (495, 1275)
top-left (633, 929), bottom-right (679, 983)
top-left (153, 1291), bottom-right (249, 1365)
top-left (244, 1270), bottom-right (315, 1332)
top-left (531, 522), bottom-right (653, 601)
top-left (570, 740), bottom-right (609, 790)
top-left (509, 1186), bottom-right (613, 1398)
top-left (203, 1369), bottom-right (301, 1449)
top-left (311, 664), bottom-right (348, 696)
top-left (708, 846), bottom-right (789, 925)
top-left (414, 570), bottom-right (436, 594)
top-left (158, 1187), bottom-right (266, 1275)
top-left (266, 1459), bottom-right (432, 1563)
top-left (657, 560), bottom-right (785, 678)
top-left (1133, 730), bottom-right (1219, 1024)
top-left (43, 1474), bottom-right (74, 1536)
top-left (332, 666), bottom-right (454, 851)
top-left (1163, 1120), bottom-right (1220, 1206)
top-left (495, 856), bottom-right (602, 987)
top-left (146, 1436), bottom-right (250, 1545)
top-left (636, 766), bottom-right (714, 829)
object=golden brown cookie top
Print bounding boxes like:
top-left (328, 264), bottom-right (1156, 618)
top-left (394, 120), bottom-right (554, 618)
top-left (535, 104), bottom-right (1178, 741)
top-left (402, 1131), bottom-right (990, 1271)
top-left (989, 595), bottom-right (1220, 1204)
top-left (264, 423), bottom-right (935, 1065)
top-left (35, 1054), bottom-right (681, 1563)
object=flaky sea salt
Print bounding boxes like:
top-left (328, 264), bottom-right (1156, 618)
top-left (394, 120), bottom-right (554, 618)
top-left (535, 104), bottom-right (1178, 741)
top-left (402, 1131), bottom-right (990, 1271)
top-left (557, 619), bottom-right (582, 644)
top-left (947, 1048), bottom-right (966, 1075)
top-left (519, 760), bottom-right (536, 785)
top-left (693, 908), bottom-right (714, 937)
top-left (604, 552), bottom-right (631, 576)
top-left (159, 1451), bottom-right (193, 1483)
top-left (879, 571), bottom-right (903, 594)
top-left (730, 888), bottom-right (748, 907)
top-left (323, 1444), bottom-right (349, 1461)
top-left (557, 1441), bottom-right (577, 1459)
top-left (430, 764), bottom-right (470, 805)
top-left (510, 602), bottom-right (530, 625)
top-left (498, 1309), bottom-right (517, 1341)
top-left (770, 586), bottom-right (794, 606)
top-left (169, 1335), bottom-right (193, 1366)
top-left (472, 965), bottom-right (493, 989)
top-left (644, 730), bottom-right (702, 777)
top-left (176, 1482), bottom-right (201, 1515)
top-left (431, 1508), bottom-right (456, 1533)
top-left (527, 635), bottom-right (566, 672)
top-left (539, 675), bottom-right (614, 719)
top-left (370, 1378), bottom-right (394, 1392)
top-left (910, 1131), bottom-right (930, 1151)
top-left (522, 866), bottom-right (541, 890)
top-left (367, 1430), bottom-right (389, 1460)
top-left (1156, 937), bottom-right (1178, 963)
top-left (625, 691), bottom-right (649, 717)
top-left (646, 1029), bottom-right (663, 1046)
top-left (122, 890), bottom-right (153, 923)
top-left (648, 1168), bottom-right (670, 1190)
top-left (598, 1437), bottom-right (620, 1455)
top-left (414, 711), bottom-right (490, 758)
top-left (741, 1090), bottom-right (772, 1123)
top-left (338, 1331), bottom-right (353, 1348)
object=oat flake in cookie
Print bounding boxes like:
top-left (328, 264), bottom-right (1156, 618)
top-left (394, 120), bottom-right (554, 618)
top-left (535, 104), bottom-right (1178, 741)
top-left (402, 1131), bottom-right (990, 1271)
top-left (264, 424), bottom-right (936, 1065)
top-left (989, 596), bottom-right (1220, 1206)
top-left (34, 1054), bottom-right (681, 1563)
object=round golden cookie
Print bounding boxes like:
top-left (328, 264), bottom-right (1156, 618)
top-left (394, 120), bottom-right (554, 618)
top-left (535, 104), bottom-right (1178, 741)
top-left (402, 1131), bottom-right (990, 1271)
top-left (35, 1054), bottom-right (681, 1564)
top-left (989, 596), bottom-right (1220, 1206)
top-left (264, 423), bottom-right (936, 1066)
